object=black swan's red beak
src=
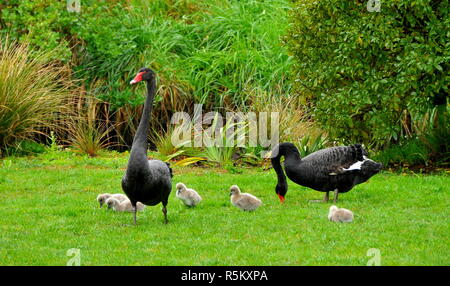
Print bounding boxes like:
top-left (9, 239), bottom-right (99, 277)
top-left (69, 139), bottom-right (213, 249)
top-left (130, 71), bottom-right (145, 85)
top-left (277, 194), bottom-right (285, 204)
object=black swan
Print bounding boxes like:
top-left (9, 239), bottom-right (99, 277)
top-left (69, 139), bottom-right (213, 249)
top-left (121, 68), bottom-right (173, 224)
top-left (271, 142), bottom-right (382, 203)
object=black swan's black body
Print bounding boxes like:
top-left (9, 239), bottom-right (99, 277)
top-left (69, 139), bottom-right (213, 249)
top-left (271, 142), bottom-right (382, 203)
top-left (121, 68), bottom-right (172, 224)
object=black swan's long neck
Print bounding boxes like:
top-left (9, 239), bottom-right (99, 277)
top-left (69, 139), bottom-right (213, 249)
top-left (271, 154), bottom-right (287, 185)
top-left (271, 143), bottom-right (302, 185)
top-left (271, 143), bottom-right (302, 202)
top-left (131, 78), bottom-right (156, 155)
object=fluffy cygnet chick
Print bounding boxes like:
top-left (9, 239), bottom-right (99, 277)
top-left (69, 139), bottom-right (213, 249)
top-left (97, 193), bottom-right (128, 207)
top-left (105, 197), bottom-right (145, 212)
top-left (229, 185), bottom-right (262, 211)
top-left (176, 182), bottom-right (202, 207)
top-left (328, 205), bottom-right (354, 223)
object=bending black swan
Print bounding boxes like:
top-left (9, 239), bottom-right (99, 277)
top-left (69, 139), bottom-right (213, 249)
top-left (271, 142), bottom-right (382, 203)
top-left (121, 68), bottom-right (173, 224)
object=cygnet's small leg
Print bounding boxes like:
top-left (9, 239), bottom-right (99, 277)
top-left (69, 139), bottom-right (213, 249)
top-left (309, 191), bottom-right (329, 203)
top-left (333, 189), bottom-right (339, 203)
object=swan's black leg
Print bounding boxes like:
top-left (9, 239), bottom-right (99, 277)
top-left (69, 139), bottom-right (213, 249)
top-left (162, 204), bottom-right (168, 224)
top-left (133, 206), bottom-right (137, 225)
top-left (323, 192), bottom-right (329, 202)
top-left (333, 189), bottom-right (339, 203)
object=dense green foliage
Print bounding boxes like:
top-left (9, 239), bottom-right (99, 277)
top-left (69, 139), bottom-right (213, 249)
top-left (1, 0), bottom-right (448, 167)
top-left (0, 150), bottom-right (448, 265)
top-left (1, 0), bottom-right (292, 111)
top-left (285, 0), bottom-right (449, 147)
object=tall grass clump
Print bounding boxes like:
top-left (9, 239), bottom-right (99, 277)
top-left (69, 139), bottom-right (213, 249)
top-left (251, 91), bottom-right (325, 143)
top-left (0, 40), bottom-right (73, 155)
top-left (65, 96), bottom-right (117, 157)
top-left (285, 0), bottom-right (449, 147)
top-left (201, 115), bottom-right (248, 166)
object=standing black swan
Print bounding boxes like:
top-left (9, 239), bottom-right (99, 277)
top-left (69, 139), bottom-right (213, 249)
top-left (271, 142), bottom-right (382, 203)
top-left (121, 68), bottom-right (173, 224)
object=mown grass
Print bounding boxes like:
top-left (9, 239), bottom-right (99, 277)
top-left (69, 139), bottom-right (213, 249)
top-left (0, 151), bottom-right (448, 265)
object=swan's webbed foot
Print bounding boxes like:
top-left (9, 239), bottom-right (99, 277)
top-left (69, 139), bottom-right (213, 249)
top-left (309, 192), bottom-right (329, 203)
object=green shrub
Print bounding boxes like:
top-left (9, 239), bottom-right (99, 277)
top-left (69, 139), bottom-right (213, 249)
top-left (374, 138), bottom-right (430, 166)
top-left (3, 140), bottom-right (47, 157)
top-left (0, 1), bottom-right (71, 60)
top-left (285, 0), bottom-right (449, 147)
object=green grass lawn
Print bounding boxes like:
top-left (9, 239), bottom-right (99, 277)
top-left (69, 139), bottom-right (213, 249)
top-left (0, 151), bottom-right (448, 266)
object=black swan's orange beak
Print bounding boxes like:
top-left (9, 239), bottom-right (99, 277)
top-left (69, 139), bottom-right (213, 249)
top-left (130, 71), bottom-right (145, 85)
top-left (277, 194), bottom-right (285, 204)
